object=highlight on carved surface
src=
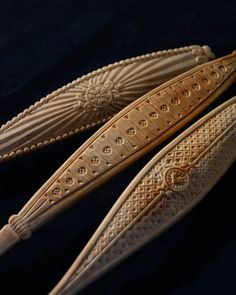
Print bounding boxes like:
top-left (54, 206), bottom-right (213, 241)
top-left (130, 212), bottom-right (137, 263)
top-left (0, 51), bottom-right (235, 258)
top-left (0, 45), bottom-right (214, 162)
top-left (50, 96), bottom-right (236, 295)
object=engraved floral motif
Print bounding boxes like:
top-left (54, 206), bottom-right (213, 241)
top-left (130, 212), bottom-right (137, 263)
top-left (75, 79), bottom-right (122, 112)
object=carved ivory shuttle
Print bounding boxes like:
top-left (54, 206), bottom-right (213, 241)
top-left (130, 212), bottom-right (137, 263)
top-left (50, 96), bottom-right (236, 295)
top-left (0, 51), bottom-right (235, 257)
top-left (0, 45), bottom-right (214, 162)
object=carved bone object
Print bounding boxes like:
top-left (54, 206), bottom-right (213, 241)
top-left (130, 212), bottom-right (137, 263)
top-left (49, 96), bottom-right (236, 295)
top-left (0, 45), bottom-right (214, 162)
top-left (0, 51), bottom-right (235, 256)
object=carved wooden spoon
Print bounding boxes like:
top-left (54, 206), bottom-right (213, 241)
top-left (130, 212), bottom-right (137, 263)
top-left (0, 45), bottom-right (214, 162)
top-left (49, 96), bottom-right (236, 295)
top-left (0, 51), bottom-right (235, 257)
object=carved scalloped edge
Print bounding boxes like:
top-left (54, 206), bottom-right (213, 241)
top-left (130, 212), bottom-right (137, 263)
top-left (0, 45), bottom-right (214, 163)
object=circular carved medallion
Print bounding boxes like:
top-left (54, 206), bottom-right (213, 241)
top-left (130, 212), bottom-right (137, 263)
top-left (75, 79), bottom-right (121, 113)
top-left (164, 167), bottom-right (189, 192)
top-left (86, 81), bottom-right (119, 108)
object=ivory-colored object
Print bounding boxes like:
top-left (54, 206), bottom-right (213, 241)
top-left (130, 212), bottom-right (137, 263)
top-left (50, 96), bottom-right (236, 295)
top-left (0, 45), bottom-right (214, 162)
top-left (0, 51), bottom-right (236, 256)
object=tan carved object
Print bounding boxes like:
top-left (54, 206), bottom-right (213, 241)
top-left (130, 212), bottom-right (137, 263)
top-left (50, 96), bottom-right (236, 295)
top-left (0, 51), bottom-right (236, 256)
top-left (0, 45), bottom-right (214, 162)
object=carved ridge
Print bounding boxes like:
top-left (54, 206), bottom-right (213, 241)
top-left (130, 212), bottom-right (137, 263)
top-left (8, 215), bottom-right (31, 240)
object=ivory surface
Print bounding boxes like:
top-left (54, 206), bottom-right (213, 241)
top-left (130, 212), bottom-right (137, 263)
top-left (0, 51), bottom-right (235, 257)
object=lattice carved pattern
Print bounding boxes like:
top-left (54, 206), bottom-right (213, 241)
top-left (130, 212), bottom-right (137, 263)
top-left (59, 98), bottom-right (236, 294)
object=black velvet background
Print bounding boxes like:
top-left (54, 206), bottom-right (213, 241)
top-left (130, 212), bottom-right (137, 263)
top-left (0, 0), bottom-right (235, 294)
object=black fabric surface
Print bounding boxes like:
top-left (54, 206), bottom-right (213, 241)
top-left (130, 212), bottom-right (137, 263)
top-left (0, 0), bottom-right (236, 294)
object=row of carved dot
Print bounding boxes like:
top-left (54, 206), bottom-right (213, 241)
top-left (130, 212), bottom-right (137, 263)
top-left (62, 139), bottom-right (125, 184)
top-left (70, 146), bottom-right (113, 179)
top-left (67, 128), bottom-right (141, 180)
top-left (53, 124), bottom-right (206, 194)
top-left (53, 173), bottom-right (104, 192)
top-left (53, 132), bottom-right (196, 194)
top-left (183, 68), bottom-right (226, 94)
top-left (122, 70), bottom-right (226, 139)
top-left (162, 73), bottom-right (223, 105)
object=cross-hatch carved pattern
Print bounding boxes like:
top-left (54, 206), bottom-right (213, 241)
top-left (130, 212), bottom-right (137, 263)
top-left (89, 169), bottom-right (163, 256)
top-left (71, 101), bottom-right (236, 282)
top-left (98, 125), bottom-right (236, 270)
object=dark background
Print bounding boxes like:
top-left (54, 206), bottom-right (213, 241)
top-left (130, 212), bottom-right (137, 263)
top-left (0, 0), bottom-right (235, 294)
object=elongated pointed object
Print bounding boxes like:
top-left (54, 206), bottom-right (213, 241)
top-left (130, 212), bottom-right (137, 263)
top-left (50, 96), bottom-right (236, 295)
top-left (0, 51), bottom-right (236, 256)
top-left (0, 45), bottom-right (214, 162)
